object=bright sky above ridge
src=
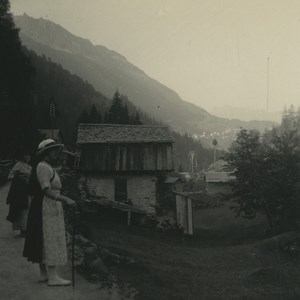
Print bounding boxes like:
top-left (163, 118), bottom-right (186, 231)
top-left (10, 0), bottom-right (300, 115)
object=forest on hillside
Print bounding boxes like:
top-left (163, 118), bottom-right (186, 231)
top-left (15, 13), bottom-right (276, 149)
top-left (0, 0), bottom-right (214, 170)
top-left (18, 48), bottom-right (213, 171)
top-left (25, 49), bottom-right (215, 170)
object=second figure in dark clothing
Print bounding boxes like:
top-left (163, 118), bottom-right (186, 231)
top-left (6, 153), bottom-right (32, 237)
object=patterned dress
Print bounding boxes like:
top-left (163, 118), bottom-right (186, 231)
top-left (36, 161), bottom-right (67, 266)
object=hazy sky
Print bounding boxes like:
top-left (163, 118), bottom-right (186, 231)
top-left (10, 0), bottom-right (300, 113)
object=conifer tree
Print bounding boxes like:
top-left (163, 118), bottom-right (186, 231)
top-left (122, 103), bottom-right (130, 124)
top-left (104, 91), bottom-right (142, 125)
top-left (78, 109), bottom-right (89, 123)
top-left (133, 111), bottom-right (142, 125)
top-left (106, 91), bottom-right (126, 124)
top-left (0, 0), bottom-right (37, 157)
top-left (89, 104), bottom-right (99, 123)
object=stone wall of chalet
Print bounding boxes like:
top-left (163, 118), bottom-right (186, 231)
top-left (127, 176), bottom-right (156, 214)
top-left (83, 176), bottom-right (114, 201)
top-left (81, 174), bottom-right (157, 215)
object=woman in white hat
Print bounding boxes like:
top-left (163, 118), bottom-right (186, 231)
top-left (23, 139), bottom-right (75, 286)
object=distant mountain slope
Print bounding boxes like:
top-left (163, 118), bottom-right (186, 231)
top-left (25, 49), bottom-right (214, 170)
top-left (25, 48), bottom-right (110, 144)
top-left (15, 14), bottom-right (276, 147)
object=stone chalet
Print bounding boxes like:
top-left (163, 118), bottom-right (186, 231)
top-left (76, 123), bottom-right (175, 215)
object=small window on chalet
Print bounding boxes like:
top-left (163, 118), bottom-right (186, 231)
top-left (114, 177), bottom-right (127, 202)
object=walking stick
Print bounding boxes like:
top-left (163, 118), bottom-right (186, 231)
top-left (72, 205), bottom-right (75, 291)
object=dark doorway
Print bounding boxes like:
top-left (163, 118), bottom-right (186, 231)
top-left (114, 177), bottom-right (127, 202)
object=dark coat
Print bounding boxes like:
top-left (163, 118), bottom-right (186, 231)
top-left (23, 165), bottom-right (55, 263)
top-left (6, 176), bottom-right (29, 223)
top-left (23, 190), bottom-right (44, 263)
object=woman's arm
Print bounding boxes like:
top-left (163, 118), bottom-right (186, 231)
top-left (43, 188), bottom-right (75, 206)
top-left (8, 163), bottom-right (20, 180)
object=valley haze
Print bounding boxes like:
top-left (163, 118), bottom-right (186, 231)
top-left (14, 14), bottom-right (277, 149)
top-left (10, 0), bottom-right (300, 118)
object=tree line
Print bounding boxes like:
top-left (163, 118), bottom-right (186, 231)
top-left (78, 91), bottom-right (142, 125)
top-left (0, 0), bottom-right (214, 171)
top-left (225, 106), bottom-right (300, 234)
top-left (0, 0), bottom-right (38, 157)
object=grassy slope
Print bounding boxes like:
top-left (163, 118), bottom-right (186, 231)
top-left (61, 172), bottom-right (300, 299)
top-left (85, 203), bottom-right (300, 300)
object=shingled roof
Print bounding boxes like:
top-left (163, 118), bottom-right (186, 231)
top-left (77, 124), bottom-right (175, 144)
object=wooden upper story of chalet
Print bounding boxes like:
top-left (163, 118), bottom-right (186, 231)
top-left (77, 124), bottom-right (175, 172)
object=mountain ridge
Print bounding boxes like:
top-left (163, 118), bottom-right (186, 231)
top-left (23, 48), bottom-right (215, 170)
top-left (14, 14), bottom-right (276, 148)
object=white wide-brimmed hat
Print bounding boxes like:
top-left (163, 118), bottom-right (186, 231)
top-left (36, 139), bottom-right (64, 156)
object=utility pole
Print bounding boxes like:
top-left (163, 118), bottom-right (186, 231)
top-left (237, 32), bottom-right (240, 65)
top-left (189, 151), bottom-right (195, 176)
top-left (212, 138), bottom-right (218, 167)
top-left (267, 57), bottom-right (270, 112)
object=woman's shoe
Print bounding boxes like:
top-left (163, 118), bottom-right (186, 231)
top-left (47, 276), bottom-right (71, 286)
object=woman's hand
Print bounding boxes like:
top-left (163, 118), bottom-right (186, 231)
top-left (63, 196), bottom-right (76, 206)
top-left (44, 188), bottom-right (76, 206)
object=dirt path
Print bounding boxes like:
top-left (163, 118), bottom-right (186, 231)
top-left (0, 183), bottom-right (122, 300)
